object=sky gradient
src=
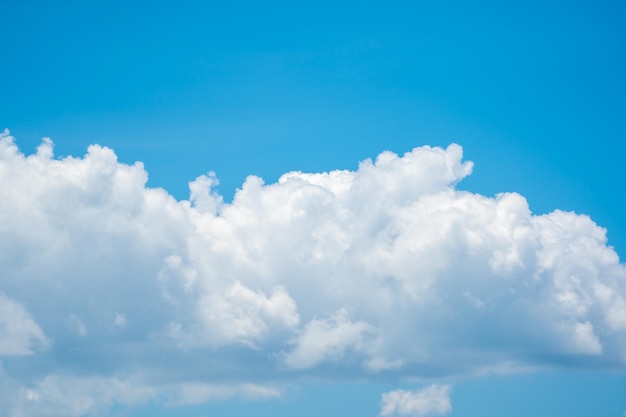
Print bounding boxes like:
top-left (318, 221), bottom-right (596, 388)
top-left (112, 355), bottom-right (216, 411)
top-left (2, 1), bottom-right (626, 416)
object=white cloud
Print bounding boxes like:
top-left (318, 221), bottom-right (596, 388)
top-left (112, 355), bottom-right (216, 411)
top-left (166, 382), bottom-right (282, 405)
top-left (0, 370), bottom-right (154, 417)
top-left (380, 385), bottom-right (452, 417)
top-left (0, 292), bottom-right (48, 355)
top-left (284, 308), bottom-right (373, 369)
top-left (167, 280), bottom-right (300, 348)
top-left (0, 372), bottom-right (280, 417)
top-left (1, 129), bottom-right (626, 415)
top-left (12, 375), bottom-right (155, 417)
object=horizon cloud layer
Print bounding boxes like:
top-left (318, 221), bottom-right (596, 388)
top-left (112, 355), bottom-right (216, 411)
top-left (1, 129), bottom-right (625, 416)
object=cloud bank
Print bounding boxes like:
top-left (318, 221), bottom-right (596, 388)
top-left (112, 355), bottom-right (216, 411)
top-left (1, 129), bottom-right (625, 415)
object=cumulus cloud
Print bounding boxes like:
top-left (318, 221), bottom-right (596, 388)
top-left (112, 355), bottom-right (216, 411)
top-left (1, 129), bottom-right (626, 415)
top-left (284, 308), bottom-right (373, 369)
top-left (380, 385), bottom-right (452, 417)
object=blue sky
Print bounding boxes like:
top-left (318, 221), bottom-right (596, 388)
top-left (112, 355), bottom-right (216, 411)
top-left (2, 1), bottom-right (626, 416)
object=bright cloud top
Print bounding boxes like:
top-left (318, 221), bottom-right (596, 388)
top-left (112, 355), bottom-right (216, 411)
top-left (1, 129), bottom-right (625, 416)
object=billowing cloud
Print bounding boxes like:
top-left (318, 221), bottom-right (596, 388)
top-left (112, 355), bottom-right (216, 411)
top-left (1, 129), bottom-right (625, 415)
top-left (380, 385), bottom-right (452, 417)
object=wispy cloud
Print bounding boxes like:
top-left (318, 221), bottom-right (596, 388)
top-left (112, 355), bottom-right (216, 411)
top-left (0, 292), bottom-right (49, 355)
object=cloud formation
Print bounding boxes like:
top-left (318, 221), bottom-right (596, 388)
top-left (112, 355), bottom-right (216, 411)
top-left (1, 129), bottom-right (625, 415)
top-left (0, 292), bottom-right (48, 355)
top-left (380, 385), bottom-right (452, 417)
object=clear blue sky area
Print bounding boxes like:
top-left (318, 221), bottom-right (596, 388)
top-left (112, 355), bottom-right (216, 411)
top-left (2, 1), bottom-right (626, 416)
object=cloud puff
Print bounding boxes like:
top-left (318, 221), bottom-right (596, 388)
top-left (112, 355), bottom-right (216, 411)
top-left (380, 385), bottom-right (452, 417)
top-left (284, 308), bottom-right (373, 369)
top-left (1, 129), bottom-right (625, 415)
